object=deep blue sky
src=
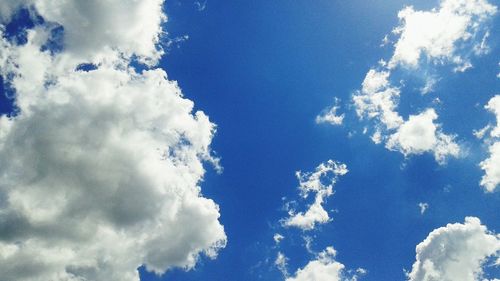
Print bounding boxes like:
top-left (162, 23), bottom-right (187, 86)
top-left (138, 0), bottom-right (500, 280)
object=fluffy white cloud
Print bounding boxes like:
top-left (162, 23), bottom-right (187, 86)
top-left (316, 98), bottom-right (344, 126)
top-left (350, 0), bottom-right (497, 164)
top-left (276, 162), bottom-right (362, 279)
top-left (479, 95), bottom-right (500, 192)
top-left (286, 247), bottom-right (344, 281)
top-left (286, 247), bottom-right (365, 281)
top-left (353, 69), bottom-right (403, 130)
top-left (485, 95), bottom-right (500, 138)
top-left (407, 217), bottom-right (500, 281)
top-left (274, 233), bottom-right (285, 244)
top-left (480, 142), bottom-right (500, 192)
top-left (386, 109), bottom-right (460, 164)
top-left (354, 70), bottom-right (459, 164)
top-left (0, 1), bottom-right (226, 281)
top-left (283, 160), bottom-right (348, 231)
top-left (389, 0), bottom-right (497, 69)
top-left (0, 0), bottom-right (165, 65)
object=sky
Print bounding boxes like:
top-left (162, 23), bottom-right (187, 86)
top-left (0, 1), bottom-right (499, 281)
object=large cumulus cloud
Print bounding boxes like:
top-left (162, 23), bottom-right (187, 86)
top-left (407, 217), bottom-right (500, 281)
top-left (0, 1), bottom-right (226, 280)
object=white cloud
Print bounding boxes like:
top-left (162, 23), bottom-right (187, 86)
top-left (473, 31), bottom-right (491, 56)
top-left (354, 70), bottom-right (459, 163)
top-left (386, 109), bottom-right (460, 164)
top-left (0, 0), bottom-right (166, 65)
top-left (0, 1), bottom-right (226, 280)
top-left (286, 247), bottom-right (365, 281)
top-left (389, 0), bottom-right (497, 69)
top-left (420, 77), bottom-right (439, 95)
top-left (380, 35), bottom-right (390, 47)
top-left (407, 217), bottom-right (500, 281)
top-left (0, 0), bottom-right (28, 22)
top-left (283, 160), bottom-right (348, 231)
top-left (418, 203), bottom-right (429, 215)
top-left (371, 130), bottom-right (382, 144)
top-left (353, 69), bottom-right (403, 130)
top-left (351, 0), bottom-right (498, 164)
top-left (276, 162), bottom-right (363, 280)
top-left (194, 0), bottom-right (208, 12)
top-left (274, 233), bottom-right (285, 244)
top-left (480, 142), bottom-right (500, 192)
top-left (316, 98), bottom-right (344, 126)
top-left (302, 235), bottom-right (315, 254)
top-left (485, 95), bottom-right (500, 138)
top-left (473, 125), bottom-right (491, 139)
top-left (286, 247), bottom-right (343, 281)
top-left (275, 252), bottom-right (289, 277)
top-left (478, 95), bottom-right (500, 192)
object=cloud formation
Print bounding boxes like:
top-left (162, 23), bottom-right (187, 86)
top-left (275, 160), bottom-right (363, 280)
top-left (0, 1), bottom-right (226, 280)
top-left (351, 0), bottom-right (496, 164)
top-left (316, 98), bottom-right (345, 126)
top-left (418, 202), bottom-right (429, 215)
top-left (479, 95), bottom-right (500, 192)
top-left (286, 247), bottom-right (365, 281)
top-left (386, 109), bottom-right (460, 163)
top-left (354, 70), bottom-right (459, 163)
top-left (0, 0), bottom-right (166, 65)
top-left (389, 0), bottom-right (496, 69)
top-left (283, 160), bottom-right (348, 230)
top-left (275, 252), bottom-right (289, 277)
top-left (407, 217), bottom-right (500, 281)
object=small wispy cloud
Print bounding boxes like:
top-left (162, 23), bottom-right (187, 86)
top-left (418, 202), bottom-right (429, 215)
top-left (316, 98), bottom-right (344, 126)
top-left (194, 0), bottom-right (207, 11)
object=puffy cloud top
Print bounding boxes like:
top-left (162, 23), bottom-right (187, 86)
top-left (350, 0), bottom-right (498, 164)
top-left (1, 0), bottom-right (166, 65)
top-left (286, 247), bottom-right (344, 281)
top-left (386, 109), bottom-right (460, 164)
top-left (286, 247), bottom-right (365, 281)
top-left (390, 0), bottom-right (497, 69)
top-left (0, 1), bottom-right (226, 280)
top-left (408, 217), bottom-right (500, 281)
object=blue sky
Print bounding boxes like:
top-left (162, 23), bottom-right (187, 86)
top-left (0, 1), bottom-right (500, 281)
top-left (141, 1), bottom-right (500, 280)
